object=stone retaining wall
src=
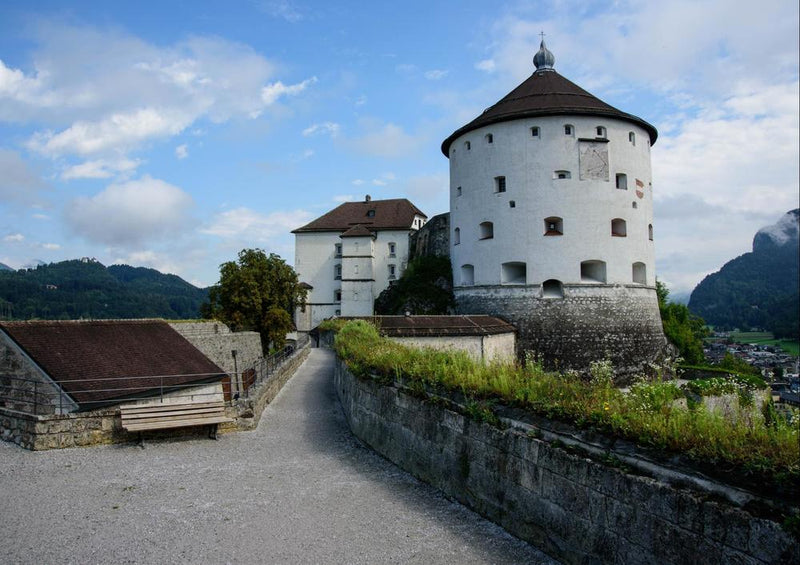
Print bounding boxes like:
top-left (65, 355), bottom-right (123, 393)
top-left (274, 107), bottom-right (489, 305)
top-left (335, 359), bottom-right (799, 565)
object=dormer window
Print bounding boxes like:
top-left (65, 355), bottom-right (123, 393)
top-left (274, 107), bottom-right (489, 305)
top-left (596, 126), bottom-right (607, 138)
top-left (485, 133), bottom-right (493, 144)
top-left (367, 209), bottom-right (375, 217)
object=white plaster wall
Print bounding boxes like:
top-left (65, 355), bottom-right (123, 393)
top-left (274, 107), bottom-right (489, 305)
top-left (449, 115), bottom-right (655, 287)
top-left (294, 232), bottom-right (343, 330)
top-left (390, 332), bottom-right (515, 363)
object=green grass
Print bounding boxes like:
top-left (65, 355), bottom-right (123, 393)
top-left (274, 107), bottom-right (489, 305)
top-left (728, 332), bottom-right (800, 356)
top-left (334, 320), bottom-right (800, 489)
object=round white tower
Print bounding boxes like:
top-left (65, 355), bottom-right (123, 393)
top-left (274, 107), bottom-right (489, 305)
top-left (442, 40), bottom-right (666, 375)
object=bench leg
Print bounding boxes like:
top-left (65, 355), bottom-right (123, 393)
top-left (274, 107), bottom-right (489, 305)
top-left (138, 432), bottom-right (145, 449)
top-left (209, 424), bottom-right (219, 440)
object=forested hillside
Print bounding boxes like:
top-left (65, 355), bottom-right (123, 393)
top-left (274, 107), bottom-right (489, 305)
top-left (0, 260), bottom-right (209, 320)
top-left (689, 209), bottom-right (799, 338)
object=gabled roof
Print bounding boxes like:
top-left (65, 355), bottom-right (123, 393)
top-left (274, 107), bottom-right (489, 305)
top-left (340, 224), bottom-right (376, 238)
top-left (442, 69), bottom-right (657, 156)
top-left (0, 320), bottom-right (225, 409)
top-left (340, 315), bottom-right (515, 337)
top-left (293, 198), bottom-right (426, 233)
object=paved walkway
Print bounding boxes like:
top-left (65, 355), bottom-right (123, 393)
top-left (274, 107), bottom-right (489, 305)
top-left (0, 349), bottom-right (556, 564)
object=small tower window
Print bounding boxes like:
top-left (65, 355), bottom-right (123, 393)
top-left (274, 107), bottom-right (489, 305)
top-left (564, 124), bottom-right (574, 136)
top-left (456, 186), bottom-right (462, 196)
top-left (501, 262), bottom-right (526, 285)
top-left (465, 141), bottom-right (471, 150)
top-left (629, 132), bottom-right (636, 145)
top-left (334, 243), bottom-right (342, 257)
top-left (616, 173), bottom-right (628, 190)
top-left (334, 290), bottom-right (342, 303)
top-left (494, 176), bottom-right (506, 193)
top-left (388, 264), bottom-right (396, 280)
top-left (580, 260), bottom-right (607, 283)
top-left (454, 227), bottom-right (460, 245)
top-left (611, 218), bottom-right (627, 237)
top-left (509, 200), bottom-right (516, 208)
top-left (334, 264), bottom-right (342, 280)
top-left (485, 133), bottom-right (494, 144)
top-left (542, 279), bottom-right (564, 299)
top-left (461, 264), bottom-right (474, 286)
top-left (632, 202), bottom-right (638, 209)
top-left (648, 224), bottom-right (654, 241)
top-left (632, 262), bottom-right (647, 285)
top-left (530, 126), bottom-right (540, 137)
top-left (479, 221), bottom-right (494, 240)
top-left (544, 217), bottom-right (563, 235)
top-left (388, 242), bottom-right (396, 257)
top-left (554, 170), bottom-right (571, 180)
top-left (596, 126), bottom-right (607, 138)
top-left (354, 264), bottom-right (359, 275)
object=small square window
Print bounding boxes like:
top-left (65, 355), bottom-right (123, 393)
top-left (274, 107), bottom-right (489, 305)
top-left (456, 186), bottom-right (462, 196)
top-left (564, 125), bottom-right (573, 135)
top-left (509, 201), bottom-right (516, 208)
top-left (334, 243), bottom-right (342, 257)
top-left (494, 176), bottom-right (506, 193)
top-left (465, 141), bottom-right (471, 150)
top-left (531, 127), bottom-right (540, 137)
top-left (485, 133), bottom-right (493, 143)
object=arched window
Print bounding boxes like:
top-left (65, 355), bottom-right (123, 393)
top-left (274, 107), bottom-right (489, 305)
top-left (554, 170), bottom-right (571, 180)
top-left (596, 126), bottom-right (607, 138)
top-left (544, 217), bottom-right (563, 235)
top-left (454, 227), bottom-right (460, 245)
top-left (460, 264), bottom-right (474, 286)
top-left (611, 218), bottom-right (627, 237)
top-left (581, 260), bottom-right (607, 283)
top-left (530, 126), bottom-right (540, 137)
top-left (616, 173), bottom-right (628, 190)
top-left (632, 262), bottom-right (647, 285)
top-left (494, 176), bottom-right (506, 193)
top-left (479, 221), bottom-right (494, 239)
top-left (648, 224), bottom-right (654, 241)
top-left (485, 133), bottom-right (494, 144)
top-left (501, 262), bottom-right (526, 284)
top-left (629, 132), bottom-right (636, 145)
top-left (564, 124), bottom-right (574, 136)
top-left (542, 279), bottom-right (564, 298)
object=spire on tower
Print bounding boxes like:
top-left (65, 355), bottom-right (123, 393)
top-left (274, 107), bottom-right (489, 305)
top-left (533, 34), bottom-right (555, 71)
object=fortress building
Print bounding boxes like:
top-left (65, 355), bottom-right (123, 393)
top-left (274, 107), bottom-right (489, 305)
top-left (442, 40), bottom-right (667, 374)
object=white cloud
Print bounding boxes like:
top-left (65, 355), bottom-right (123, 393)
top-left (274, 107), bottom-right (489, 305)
top-left (475, 59), bottom-right (496, 72)
top-left (175, 144), bottom-right (188, 159)
top-left (401, 173), bottom-right (448, 213)
top-left (3, 233), bottom-right (25, 242)
top-left (333, 194), bottom-right (353, 203)
top-left (424, 69), bottom-right (448, 80)
top-left (351, 179), bottom-right (365, 186)
top-left (42, 243), bottom-right (60, 250)
top-left (112, 250), bottom-right (183, 276)
top-left (202, 207), bottom-right (312, 242)
top-left (371, 172), bottom-right (396, 186)
top-left (61, 157), bottom-right (140, 180)
top-left (261, 76), bottom-right (318, 105)
top-left (258, 0), bottom-right (304, 22)
top-left (0, 149), bottom-right (47, 203)
top-left (302, 121), bottom-right (340, 137)
top-left (32, 214), bottom-right (50, 220)
top-left (350, 120), bottom-right (422, 158)
top-left (65, 176), bottom-right (194, 246)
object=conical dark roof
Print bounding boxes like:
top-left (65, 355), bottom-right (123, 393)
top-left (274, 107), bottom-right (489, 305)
top-left (441, 69), bottom-right (657, 156)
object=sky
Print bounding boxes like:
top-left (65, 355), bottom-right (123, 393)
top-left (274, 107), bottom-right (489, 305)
top-left (0, 0), bottom-right (797, 294)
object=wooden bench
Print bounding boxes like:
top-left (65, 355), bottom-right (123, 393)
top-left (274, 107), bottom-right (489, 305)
top-left (120, 401), bottom-right (233, 445)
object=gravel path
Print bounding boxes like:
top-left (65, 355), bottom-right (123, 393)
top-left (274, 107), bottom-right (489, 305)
top-left (0, 348), bottom-right (556, 564)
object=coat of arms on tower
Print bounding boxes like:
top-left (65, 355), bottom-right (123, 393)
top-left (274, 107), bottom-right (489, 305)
top-left (635, 178), bottom-right (645, 198)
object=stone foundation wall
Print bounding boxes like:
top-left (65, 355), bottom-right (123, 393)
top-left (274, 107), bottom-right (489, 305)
top-left (409, 212), bottom-right (450, 260)
top-left (335, 360), bottom-right (799, 565)
top-left (456, 283), bottom-right (667, 377)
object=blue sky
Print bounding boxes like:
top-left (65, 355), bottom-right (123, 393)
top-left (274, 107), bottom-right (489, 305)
top-left (1, 0), bottom-right (798, 294)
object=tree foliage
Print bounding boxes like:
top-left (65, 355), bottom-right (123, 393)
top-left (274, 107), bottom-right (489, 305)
top-left (202, 249), bottom-right (306, 352)
top-left (374, 256), bottom-right (454, 315)
top-left (657, 280), bottom-right (708, 364)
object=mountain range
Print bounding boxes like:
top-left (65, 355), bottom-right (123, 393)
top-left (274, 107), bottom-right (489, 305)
top-left (0, 259), bottom-right (209, 320)
top-left (689, 209), bottom-right (799, 338)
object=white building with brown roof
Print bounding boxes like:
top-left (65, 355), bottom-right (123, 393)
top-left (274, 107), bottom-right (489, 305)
top-left (292, 196), bottom-right (427, 331)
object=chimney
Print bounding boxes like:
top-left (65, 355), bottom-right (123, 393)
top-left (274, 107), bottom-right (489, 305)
top-left (365, 194), bottom-right (371, 202)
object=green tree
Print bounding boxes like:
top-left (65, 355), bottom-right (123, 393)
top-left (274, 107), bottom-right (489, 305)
top-left (657, 280), bottom-right (708, 364)
top-left (202, 249), bottom-right (307, 352)
top-left (374, 256), bottom-right (454, 315)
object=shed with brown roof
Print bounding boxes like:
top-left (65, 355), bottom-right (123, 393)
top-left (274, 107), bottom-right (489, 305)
top-left (0, 319), bottom-right (226, 412)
